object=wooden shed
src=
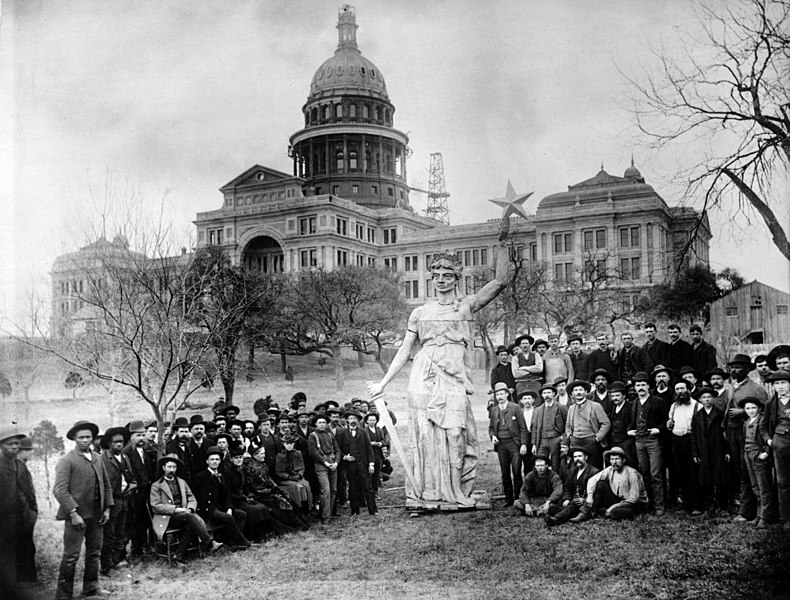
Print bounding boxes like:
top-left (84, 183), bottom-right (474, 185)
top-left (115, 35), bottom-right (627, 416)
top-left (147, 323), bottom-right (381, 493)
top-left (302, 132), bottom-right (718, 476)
top-left (710, 280), bottom-right (790, 344)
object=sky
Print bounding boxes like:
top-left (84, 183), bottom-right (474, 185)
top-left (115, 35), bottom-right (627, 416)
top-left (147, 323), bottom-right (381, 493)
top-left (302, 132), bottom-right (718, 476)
top-left (1, 0), bottom-right (788, 330)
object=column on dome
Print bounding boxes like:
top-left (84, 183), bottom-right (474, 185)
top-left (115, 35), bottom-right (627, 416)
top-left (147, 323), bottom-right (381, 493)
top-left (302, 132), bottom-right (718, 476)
top-left (324, 137), bottom-right (330, 175)
top-left (361, 134), bottom-right (367, 173)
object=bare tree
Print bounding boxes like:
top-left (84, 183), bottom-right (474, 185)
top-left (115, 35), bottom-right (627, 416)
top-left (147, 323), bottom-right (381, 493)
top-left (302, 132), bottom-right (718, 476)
top-left (624, 0), bottom-right (790, 260)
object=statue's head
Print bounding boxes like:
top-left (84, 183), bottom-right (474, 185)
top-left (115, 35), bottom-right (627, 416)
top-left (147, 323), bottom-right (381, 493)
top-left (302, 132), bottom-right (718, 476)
top-left (429, 253), bottom-right (463, 280)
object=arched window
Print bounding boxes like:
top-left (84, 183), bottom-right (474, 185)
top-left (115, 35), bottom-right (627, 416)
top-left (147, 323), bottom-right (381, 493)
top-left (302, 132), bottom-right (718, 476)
top-left (349, 104), bottom-right (356, 118)
top-left (385, 153), bottom-right (392, 172)
top-left (365, 150), bottom-right (372, 173)
top-left (324, 105), bottom-right (331, 120)
top-left (349, 150), bottom-right (358, 170)
top-left (311, 107), bottom-right (318, 123)
top-left (375, 106), bottom-right (382, 121)
top-left (336, 150), bottom-right (344, 171)
top-left (336, 104), bottom-right (343, 119)
top-left (385, 109), bottom-right (390, 124)
top-left (362, 104), bottom-right (369, 119)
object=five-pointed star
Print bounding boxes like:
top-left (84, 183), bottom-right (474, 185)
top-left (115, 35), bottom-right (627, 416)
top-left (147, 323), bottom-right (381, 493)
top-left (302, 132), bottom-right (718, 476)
top-left (488, 180), bottom-right (533, 220)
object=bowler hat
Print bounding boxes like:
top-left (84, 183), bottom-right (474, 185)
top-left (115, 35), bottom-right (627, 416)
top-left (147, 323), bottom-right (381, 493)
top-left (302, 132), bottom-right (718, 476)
top-left (589, 368), bottom-right (612, 384)
top-left (102, 426), bottom-right (131, 447)
top-left (489, 381), bottom-right (513, 395)
top-left (296, 408), bottom-right (311, 417)
top-left (313, 403), bottom-right (326, 413)
top-left (19, 436), bottom-right (33, 451)
top-left (568, 445), bottom-right (589, 456)
top-left (678, 365), bottom-right (701, 381)
top-left (267, 404), bottom-right (282, 415)
top-left (324, 400), bottom-right (340, 410)
top-left (345, 408), bottom-right (363, 420)
top-left (539, 384), bottom-right (557, 396)
top-left (67, 420), bottom-right (99, 441)
top-left (157, 453), bottom-right (184, 471)
top-left (738, 395), bottom-right (765, 409)
top-left (631, 372), bottom-right (651, 383)
top-left (568, 380), bottom-right (591, 393)
top-left (609, 381), bottom-right (627, 393)
top-left (728, 353), bottom-right (755, 371)
top-left (205, 445), bottom-right (222, 459)
top-left (188, 415), bottom-right (206, 428)
top-left (533, 451), bottom-right (550, 463)
top-left (704, 367), bottom-right (730, 381)
top-left (495, 345), bottom-right (509, 355)
top-left (767, 345), bottom-right (790, 370)
top-left (325, 406), bottom-right (341, 416)
top-left (603, 446), bottom-right (628, 463)
top-left (128, 420), bottom-right (146, 433)
top-left (213, 414), bottom-right (228, 423)
top-left (172, 417), bottom-right (190, 430)
top-left (0, 427), bottom-right (26, 445)
top-left (229, 419), bottom-right (246, 430)
top-left (230, 446), bottom-right (245, 457)
top-left (518, 390), bottom-right (538, 400)
top-left (698, 386), bottom-right (716, 397)
top-left (767, 369), bottom-right (790, 383)
top-left (256, 414), bottom-right (271, 424)
top-left (553, 376), bottom-right (568, 385)
top-left (515, 334), bottom-right (534, 347)
top-left (365, 412), bottom-right (380, 423)
top-left (213, 432), bottom-right (233, 444)
top-left (566, 334), bottom-right (583, 345)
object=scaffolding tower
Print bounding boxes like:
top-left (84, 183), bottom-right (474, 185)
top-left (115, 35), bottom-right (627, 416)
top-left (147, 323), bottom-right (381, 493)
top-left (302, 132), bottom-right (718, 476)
top-left (423, 152), bottom-right (450, 225)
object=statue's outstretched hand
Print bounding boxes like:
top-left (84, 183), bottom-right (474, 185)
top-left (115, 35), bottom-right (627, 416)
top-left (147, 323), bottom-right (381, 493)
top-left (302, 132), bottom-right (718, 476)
top-left (367, 382), bottom-right (385, 398)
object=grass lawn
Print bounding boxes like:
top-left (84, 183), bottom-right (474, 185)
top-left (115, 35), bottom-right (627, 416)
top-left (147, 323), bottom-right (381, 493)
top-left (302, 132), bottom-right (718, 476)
top-left (9, 355), bottom-right (790, 599)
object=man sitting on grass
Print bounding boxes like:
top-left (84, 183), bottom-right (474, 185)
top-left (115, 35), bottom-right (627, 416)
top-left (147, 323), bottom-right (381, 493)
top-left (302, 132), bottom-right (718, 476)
top-left (545, 446), bottom-right (599, 526)
top-left (513, 453), bottom-right (563, 517)
top-left (572, 446), bottom-right (648, 522)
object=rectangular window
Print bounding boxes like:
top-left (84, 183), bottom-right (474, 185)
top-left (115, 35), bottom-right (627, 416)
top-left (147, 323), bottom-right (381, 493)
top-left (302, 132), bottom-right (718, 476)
top-left (425, 254), bottom-right (433, 270)
top-left (387, 187), bottom-right (394, 197)
top-left (383, 227), bottom-right (397, 245)
top-left (372, 185), bottom-right (378, 194)
top-left (208, 228), bottom-right (223, 245)
top-left (464, 250), bottom-right (471, 266)
top-left (367, 227), bottom-right (376, 243)
top-left (777, 305), bottom-right (788, 315)
top-left (383, 257), bottom-right (398, 272)
top-left (631, 227), bottom-right (640, 247)
top-left (464, 276), bottom-right (473, 294)
top-left (299, 216), bottom-right (317, 235)
top-left (530, 243), bottom-right (537, 262)
top-left (554, 234), bottom-right (563, 254)
top-left (565, 263), bottom-right (574, 281)
top-left (368, 257), bottom-right (376, 266)
top-left (336, 249), bottom-right (348, 266)
top-left (725, 306), bottom-right (738, 317)
top-left (356, 255), bottom-right (364, 266)
top-left (584, 231), bottom-right (593, 250)
top-left (620, 226), bottom-right (640, 248)
top-left (555, 263), bottom-right (564, 281)
top-left (352, 185), bottom-right (359, 194)
top-left (553, 232), bottom-right (573, 253)
top-left (596, 229), bottom-right (607, 248)
top-left (480, 248), bottom-right (488, 265)
top-left (300, 249), bottom-right (317, 268)
top-left (472, 249), bottom-right (479, 266)
top-left (404, 255), bottom-right (418, 272)
top-left (404, 280), bottom-right (419, 299)
top-left (355, 222), bottom-right (365, 239)
top-left (631, 256), bottom-right (640, 280)
top-left (332, 185), bottom-right (340, 195)
top-left (336, 217), bottom-right (348, 236)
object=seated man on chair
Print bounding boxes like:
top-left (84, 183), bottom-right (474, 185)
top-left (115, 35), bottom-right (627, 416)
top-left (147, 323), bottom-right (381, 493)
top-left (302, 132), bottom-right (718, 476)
top-left (149, 454), bottom-right (225, 567)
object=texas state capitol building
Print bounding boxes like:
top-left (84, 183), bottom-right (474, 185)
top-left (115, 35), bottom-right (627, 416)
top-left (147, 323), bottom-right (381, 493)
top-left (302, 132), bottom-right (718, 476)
top-left (196, 7), bottom-right (712, 310)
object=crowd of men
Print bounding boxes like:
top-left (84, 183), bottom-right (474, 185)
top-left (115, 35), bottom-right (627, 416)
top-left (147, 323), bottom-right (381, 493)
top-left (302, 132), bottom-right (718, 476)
top-left (489, 326), bottom-right (790, 530)
top-left (0, 395), bottom-right (393, 600)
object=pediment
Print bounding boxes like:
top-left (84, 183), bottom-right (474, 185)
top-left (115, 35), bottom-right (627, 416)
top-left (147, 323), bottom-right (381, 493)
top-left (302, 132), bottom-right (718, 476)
top-left (219, 165), bottom-right (303, 192)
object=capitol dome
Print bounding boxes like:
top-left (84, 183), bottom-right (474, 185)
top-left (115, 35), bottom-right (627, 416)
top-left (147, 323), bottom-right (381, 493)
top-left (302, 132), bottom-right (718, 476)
top-left (308, 5), bottom-right (388, 102)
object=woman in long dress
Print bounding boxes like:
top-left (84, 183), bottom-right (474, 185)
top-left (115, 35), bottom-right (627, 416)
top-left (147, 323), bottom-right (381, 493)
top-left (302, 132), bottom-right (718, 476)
top-left (368, 230), bottom-right (511, 505)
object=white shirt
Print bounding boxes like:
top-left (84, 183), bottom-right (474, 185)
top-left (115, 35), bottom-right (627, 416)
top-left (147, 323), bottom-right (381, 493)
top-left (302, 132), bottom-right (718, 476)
top-left (669, 400), bottom-right (699, 437)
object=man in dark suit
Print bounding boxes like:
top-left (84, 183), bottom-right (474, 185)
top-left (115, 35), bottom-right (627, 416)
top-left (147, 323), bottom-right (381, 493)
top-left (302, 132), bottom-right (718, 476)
top-left (99, 426), bottom-right (137, 575)
top-left (187, 415), bottom-right (210, 479)
top-left (54, 421), bottom-right (114, 600)
top-left (587, 332), bottom-right (618, 381)
top-left (0, 428), bottom-right (26, 596)
top-left (628, 372), bottom-right (669, 515)
top-left (690, 325), bottom-right (718, 375)
top-left (545, 445), bottom-right (600, 525)
top-left (166, 417), bottom-right (194, 485)
top-left (566, 334), bottom-right (590, 384)
top-left (490, 345), bottom-right (517, 395)
top-left (643, 323), bottom-right (671, 369)
top-left (488, 382), bottom-right (529, 506)
top-left (617, 332), bottom-right (654, 385)
top-left (666, 324), bottom-right (694, 372)
top-left (122, 420), bottom-right (155, 561)
top-left (191, 447), bottom-right (251, 550)
top-left (531, 384), bottom-right (568, 473)
top-left (335, 409), bottom-right (377, 515)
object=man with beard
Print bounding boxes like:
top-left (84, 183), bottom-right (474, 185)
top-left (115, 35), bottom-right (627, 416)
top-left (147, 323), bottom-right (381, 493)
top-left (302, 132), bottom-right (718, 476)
top-left (489, 382), bottom-right (529, 506)
top-left (531, 384), bottom-right (568, 474)
top-left (564, 379), bottom-right (610, 469)
top-left (667, 380), bottom-right (700, 513)
top-left (760, 370), bottom-right (790, 531)
top-left (123, 421), bottom-right (155, 562)
top-left (650, 365), bottom-right (676, 507)
top-left (628, 372), bottom-right (669, 515)
top-left (578, 447), bottom-right (649, 521)
top-left (691, 388), bottom-right (729, 515)
top-left (513, 454), bottom-right (563, 517)
top-left (650, 365), bottom-right (674, 404)
top-left (617, 332), bottom-right (654, 385)
top-left (545, 446), bottom-right (600, 526)
top-left (666, 324), bottom-right (694, 372)
top-left (566, 334), bottom-right (589, 383)
top-left (587, 332), bottom-right (618, 382)
top-left (542, 334), bottom-right (574, 390)
top-left (191, 447), bottom-right (251, 551)
top-left (490, 345), bottom-right (517, 394)
top-left (166, 417), bottom-right (194, 486)
top-left (512, 334), bottom-right (544, 399)
top-left (606, 381), bottom-right (636, 468)
top-left (99, 426), bottom-right (137, 576)
top-left (589, 369), bottom-right (613, 414)
top-left (705, 367), bottom-right (731, 412)
top-left (724, 354), bottom-right (769, 515)
top-left (335, 410), bottom-right (377, 516)
top-left (678, 366), bottom-right (703, 399)
top-left (690, 325), bottom-right (718, 374)
top-left (243, 420), bottom-right (256, 441)
top-left (187, 415), bottom-right (209, 479)
top-left (643, 323), bottom-right (671, 369)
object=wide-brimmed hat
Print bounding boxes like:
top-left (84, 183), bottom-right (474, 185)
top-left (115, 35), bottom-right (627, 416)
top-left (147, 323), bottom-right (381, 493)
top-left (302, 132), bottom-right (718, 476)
top-left (603, 446), bottom-right (629, 463)
top-left (313, 402), bottom-right (326, 413)
top-left (738, 395), bottom-right (765, 409)
top-left (568, 445), bottom-right (589, 456)
top-left (213, 432), bottom-right (233, 444)
top-left (532, 339), bottom-right (548, 351)
top-left (324, 400), bottom-right (340, 410)
top-left (212, 414), bottom-right (228, 424)
top-left (365, 412), bottom-right (380, 423)
top-left (517, 389), bottom-right (538, 401)
top-left (102, 426), bottom-right (131, 447)
top-left (728, 353), bottom-right (755, 371)
top-left (221, 405), bottom-right (240, 417)
top-left (266, 404), bottom-right (282, 415)
top-left (767, 369), bottom-right (790, 383)
top-left (493, 345), bottom-right (508, 356)
top-left (256, 414), bottom-right (271, 425)
top-left (229, 419), bottom-right (246, 430)
top-left (128, 420), bottom-right (146, 433)
top-left (67, 420), bottom-right (99, 441)
top-left (650, 365), bottom-right (674, 384)
top-left (489, 381), bottom-right (513, 396)
top-left (767, 345), bottom-right (790, 371)
top-left (554, 376), bottom-right (568, 385)
top-left (157, 453), bottom-right (184, 471)
top-left (344, 408), bottom-right (363, 420)
top-left (567, 380), bottom-right (591, 393)
top-left (514, 334), bottom-right (534, 347)
top-left (325, 406), bottom-right (341, 416)
top-left (539, 384), bottom-right (557, 396)
top-left (588, 368), bottom-right (612, 384)
top-left (704, 367), bottom-right (730, 381)
top-left (566, 334), bottom-right (583, 345)
top-left (188, 415), bottom-right (206, 429)
top-left (0, 427), bottom-right (26, 445)
top-left (172, 417), bottom-right (190, 430)
top-left (678, 365), bottom-right (701, 381)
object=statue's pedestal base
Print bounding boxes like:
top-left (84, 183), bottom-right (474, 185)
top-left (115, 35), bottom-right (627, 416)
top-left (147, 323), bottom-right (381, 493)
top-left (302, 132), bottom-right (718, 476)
top-left (405, 490), bottom-right (491, 516)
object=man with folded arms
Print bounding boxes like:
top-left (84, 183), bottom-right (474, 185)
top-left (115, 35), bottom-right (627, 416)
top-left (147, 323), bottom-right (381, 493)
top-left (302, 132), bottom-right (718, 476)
top-left (563, 379), bottom-right (610, 469)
